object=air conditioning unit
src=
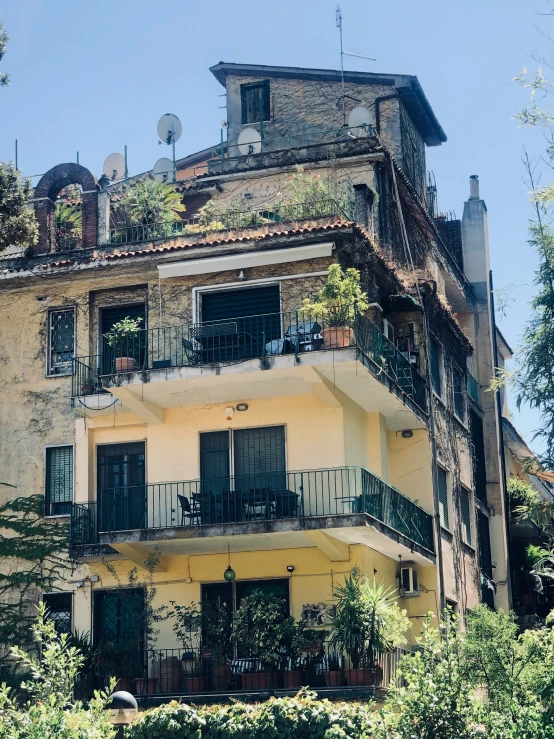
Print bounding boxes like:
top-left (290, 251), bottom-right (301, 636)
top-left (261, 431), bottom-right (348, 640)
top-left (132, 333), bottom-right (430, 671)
top-left (399, 567), bottom-right (420, 598)
top-left (382, 319), bottom-right (395, 343)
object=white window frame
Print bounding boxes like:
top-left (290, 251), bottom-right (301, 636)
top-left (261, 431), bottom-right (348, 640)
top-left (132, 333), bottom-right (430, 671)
top-left (46, 307), bottom-right (76, 377)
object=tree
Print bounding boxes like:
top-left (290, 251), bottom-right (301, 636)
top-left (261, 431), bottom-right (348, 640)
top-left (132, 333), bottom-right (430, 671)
top-left (0, 163), bottom-right (39, 253)
top-left (0, 492), bottom-right (71, 682)
top-left (0, 21), bottom-right (9, 87)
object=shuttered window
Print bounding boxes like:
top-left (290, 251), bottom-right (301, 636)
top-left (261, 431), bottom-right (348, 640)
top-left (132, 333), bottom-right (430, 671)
top-left (200, 431), bottom-right (230, 485)
top-left (436, 465), bottom-right (449, 529)
top-left (453, 369), bottom-right (464, 420)
top-left (201, 285), bottom-right (280, 322)
top-left (101, 304), bottom-right (146, 335)
top-left (45, 446), bottom-right (73, 516)
top-left (241, 80), bottom-right (270, 125)
top-left (234, 426), bottom-right (286, 492)
top-left (477, 510), bottom-right (493, 578)
top-left (97, 442), bottom-right (146, 532)
top-left (461, 487), bottom-right (472, 545)
top-left (430, 339), bottom-right (442, 396)
top-left (94, 588), bottom-right (144, 646)
top-left (48, 309), bottom-right (75, 375)
top-left (470, 409), bottom-right (487, 504)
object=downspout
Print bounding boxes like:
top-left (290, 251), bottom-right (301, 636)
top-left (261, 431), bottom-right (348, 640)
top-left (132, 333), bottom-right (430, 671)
top-left (374, 94), bottom-right (398, 135)
top-left (489, 270), bottom-right (513, 607)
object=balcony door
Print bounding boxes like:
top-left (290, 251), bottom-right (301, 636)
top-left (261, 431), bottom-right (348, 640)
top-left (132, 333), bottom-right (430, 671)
top-left (199, 285), bottom-right (281, 362)
top-left (97, 442), bottom-right (146, 532)
top-left (100, 303), bottom-right (146, 372)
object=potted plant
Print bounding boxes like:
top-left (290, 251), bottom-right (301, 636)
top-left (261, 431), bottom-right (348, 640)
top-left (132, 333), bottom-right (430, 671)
top-left (301, 264), bottom-right (369, 349)
top-left (231, 589), bottom-right (289, 690)
top-left (167, 601), bottom-right (203, 692)
top-left (278, 618), bottom-right (305, 689)
top-left (324, 653), bottom-right (344, 687)
top-left (104, 315), bottom-right (143, 372)
top-left (95, 640), bottom-right (140, 694)
top-left (201, 598), bottom-right (232, 690)
top-left (329, 568), bottom-right (410, 687)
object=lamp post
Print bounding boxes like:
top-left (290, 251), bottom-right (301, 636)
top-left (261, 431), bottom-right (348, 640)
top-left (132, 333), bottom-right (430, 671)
top-left (106, 691), bottom-right (138, 739)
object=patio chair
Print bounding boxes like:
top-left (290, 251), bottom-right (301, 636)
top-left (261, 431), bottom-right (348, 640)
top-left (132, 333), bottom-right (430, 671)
top-left (182, 338), bottom-right (204, 366)
top-left (177, 494), bottom-right (202, 526)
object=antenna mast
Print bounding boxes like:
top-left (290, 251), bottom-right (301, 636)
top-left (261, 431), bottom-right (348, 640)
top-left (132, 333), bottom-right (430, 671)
top-left (336, 5), bottom-right (346, 124)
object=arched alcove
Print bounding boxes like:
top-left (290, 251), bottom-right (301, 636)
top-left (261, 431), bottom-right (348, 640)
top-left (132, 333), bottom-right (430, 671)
top-left (32, 163), bottom-right (98, 255)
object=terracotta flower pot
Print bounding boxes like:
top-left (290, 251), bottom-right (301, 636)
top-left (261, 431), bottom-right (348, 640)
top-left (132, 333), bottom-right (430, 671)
top-left (159, 656), bottom-right (183, 693)
top-left (322, 326), bottom-right (354, 349)
top-left (134, 677), bottom-right (157, 695)
top-left (241, 671), bottom-right (272, 690)
top-left (324, 669), bottom-right (344, 687)
top-left (281, 669), bottom-right (303, 689)
top-left (344, 668), bottom-right (373, 686)
top-left (114, 677), bottom-right (134, 693)
top-left (115, 357), bottom-right (136, 372)
top-left (184, 676), bottom-right (206, 692)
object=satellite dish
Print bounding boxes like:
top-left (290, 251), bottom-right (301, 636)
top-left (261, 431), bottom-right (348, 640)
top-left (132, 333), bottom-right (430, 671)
top-left (157, 113), bottom-right (182, 145)
top-left (152, 157), bottom-right (174, 183)
top-left (237, 127), bottom-right (262, 156)
top-left (348, 106), bottom-right (374, 137)
top-left (103, 152), bottom-right (126, 181)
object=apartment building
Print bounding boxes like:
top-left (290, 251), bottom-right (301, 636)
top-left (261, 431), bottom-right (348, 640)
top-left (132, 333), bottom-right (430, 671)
top-left (0, 61), bottom-right (512, 700)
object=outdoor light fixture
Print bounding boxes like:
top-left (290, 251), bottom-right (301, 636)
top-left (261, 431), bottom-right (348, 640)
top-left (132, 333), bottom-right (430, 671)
top-left (106, 691), bottom-right (138, 739)
top-left (236, 403), bottom-right (249, 412)
top-left (224, 544), bottom-right (236, 582)
top-left (287, 565), bottom-right (295, 573)
top-left (225, 407), bottom-right (235, 421)
top-left (401, 430), bottom-right (413, 439)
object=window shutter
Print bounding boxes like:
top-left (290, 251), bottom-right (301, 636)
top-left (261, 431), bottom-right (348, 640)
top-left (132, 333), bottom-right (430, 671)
top-left (45, 446), bottom-right (73, 515)
top-left (234, 425), bottom-right (286, 492)
top-left (461, 488), bottom-right (472, 545)
top-left (241, 81), bottom-right (270, 125)
top-left (477, 511), bottom-right (493, 578)
top-left (436, 465), bottom-right (449, 529)
top-left (101, 304), bottom-right (146, 335)
top-left (200, 431), bottom-right (230, 483)
top-left (201, 285), bottom-right (280, 322)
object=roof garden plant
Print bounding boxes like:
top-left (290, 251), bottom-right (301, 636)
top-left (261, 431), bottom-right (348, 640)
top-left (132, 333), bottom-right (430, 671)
top-left (301, 264), bottom-right (369, 328)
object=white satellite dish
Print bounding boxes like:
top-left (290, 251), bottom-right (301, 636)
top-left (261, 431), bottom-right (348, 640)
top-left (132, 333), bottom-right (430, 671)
top-left (152, 157), bottom-right (174, 183)
top-left (103, 152), bottom-right (126, 181)
top-left (157, 113), bottom-right (182, 145)
top-left (348, 106), bottom-right (374, 137)
top-left (238, 127), bottom-right (262, 156)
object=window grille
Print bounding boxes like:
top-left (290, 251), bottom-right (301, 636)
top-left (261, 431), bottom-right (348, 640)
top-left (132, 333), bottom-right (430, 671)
top-left (461, 488), bottom-right (472, 545)
top-left (48, 309), bottom-right (75, 375)
top-left (436, 465), bottom-right (449, 529)
top-left (43, 593), bottom-right (72, 635)
top-left (430, 339), bottom-right (442, 396)
top-left (45, 446), bottom-right (73, 516)
top-left (94, 588), bottom-right (144, 645)
top-left (241, 81), bottom-right (270, 125)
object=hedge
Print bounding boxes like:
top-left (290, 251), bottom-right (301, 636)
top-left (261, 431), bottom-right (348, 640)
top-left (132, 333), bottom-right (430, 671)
top-left (125, 690), bottom-right (375, 739)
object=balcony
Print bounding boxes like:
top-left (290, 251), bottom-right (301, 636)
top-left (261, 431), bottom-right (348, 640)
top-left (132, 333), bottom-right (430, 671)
top-left (72, 313), bottom-right (427, 424)
top-left (70, 466), bottom-right (435, 561)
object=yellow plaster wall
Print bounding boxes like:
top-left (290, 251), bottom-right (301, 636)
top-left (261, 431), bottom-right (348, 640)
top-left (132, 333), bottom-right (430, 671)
top-left (387, 429), bottom-right (433, 512)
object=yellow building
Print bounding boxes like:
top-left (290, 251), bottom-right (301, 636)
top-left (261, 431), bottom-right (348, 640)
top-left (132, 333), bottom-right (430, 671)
top-left (0, 61), bottom-right (514, 701)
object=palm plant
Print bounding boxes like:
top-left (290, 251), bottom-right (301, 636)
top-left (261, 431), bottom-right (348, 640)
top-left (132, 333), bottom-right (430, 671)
top-left (119, 177), bottom-right (186, 226)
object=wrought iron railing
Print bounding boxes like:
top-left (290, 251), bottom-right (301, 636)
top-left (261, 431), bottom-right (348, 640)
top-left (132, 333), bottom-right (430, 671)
top-left (466, 372), bottom-right (481, 406)
top-left (69, 466), bottom-right (434, 552)
top-left (72, 312), bottom-right (427, 412)
top-left (106, 199), bottom-right (353, 247)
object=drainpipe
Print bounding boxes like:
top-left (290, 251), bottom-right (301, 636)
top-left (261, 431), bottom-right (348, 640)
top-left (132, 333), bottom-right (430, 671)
top-left (374, 94), bottom-right (398, 135)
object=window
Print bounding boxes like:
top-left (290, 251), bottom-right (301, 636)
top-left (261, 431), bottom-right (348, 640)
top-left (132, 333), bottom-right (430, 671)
top-left (43, 593), bottom-right (72, 635)
top-left (470, 409), bottom-right (487, 504)
top-left (45, 446), bottom-right (73, 516)
top-left (436, 464), bottom-right (449, 529)
top-left (48, 309), bottom-right (75, 375)
top-left (477, 510), bottom-right (495, 608)
top-left (430, 339), bottom-right (442, 397)
top-left (97, 442), bottom-right (146, 532)
top-left (453, 368), bottom-right (464, 420)
top-left (94, 588), bottom-right (144, 646)
top-left (461, 487), bottom-right (472, 545)
top-left (241, 80), bottom-right (270, 125)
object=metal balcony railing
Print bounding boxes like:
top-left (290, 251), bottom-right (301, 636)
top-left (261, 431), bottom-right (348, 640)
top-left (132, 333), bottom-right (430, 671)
top-left (72, 312), bottom-right (427, 412)
top-left (70, 466), bottom-right (434, 553)
top-left (106, 199), bottom-right (353, 247)
top-left (466, 372), bottom-right (481, 406)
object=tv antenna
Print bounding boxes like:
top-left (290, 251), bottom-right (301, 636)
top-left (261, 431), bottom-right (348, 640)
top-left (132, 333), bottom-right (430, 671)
top-left (336, 5), bottom-right (377, 124)
top-left (157, 113), bottom-right (182, 183)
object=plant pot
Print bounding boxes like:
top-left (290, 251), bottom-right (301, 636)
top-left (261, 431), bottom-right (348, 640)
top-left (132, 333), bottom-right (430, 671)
top-left (184, 676), bottom-right (206, 692)
top-left (241, 671), bottom-right (272, 690)
top-left (324, 669), bottom-right (344, 687)
top-left (211, 659), bottom-right (232, 691)
top-left (344, 668), bottom-right (373, 686)
top-left (134, 677), bottom-right (158, 695)
top-left (159, 656), bottom-right (183, 693)
top-left (115, 357), bottom-right (136, 372)
top-left (81, 384), bottom-right (95, 395)
top-left (322, 326), bottom-right (354, 349)
top-left (281, 669), bottom-right (303, 689)
top-left (366, 664), bottom-right (383, 686)
top-left (114, 677), bottom-right (134, 693)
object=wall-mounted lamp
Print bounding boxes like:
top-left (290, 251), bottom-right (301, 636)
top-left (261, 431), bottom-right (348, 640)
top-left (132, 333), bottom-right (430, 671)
top-left (224, 544), bottom-right (236, 582)
top-left (401, 430), bottom-right (413, 439)
top-left (225, 407), bottom-right (235, 421)
top-left (286, 565), bottom-right (295, 573)
top-left (236, 403), bottom-right (249, 412)
top-left (237, 270), bottom-right (245, 281)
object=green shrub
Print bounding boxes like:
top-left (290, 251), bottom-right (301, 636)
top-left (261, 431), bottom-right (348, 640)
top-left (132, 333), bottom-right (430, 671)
top-left (125, 702), bottom-right (205, 739)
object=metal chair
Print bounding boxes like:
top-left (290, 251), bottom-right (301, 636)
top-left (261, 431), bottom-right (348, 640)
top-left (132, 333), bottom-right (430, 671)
top-left (177, 494), bottom-right (201, 525)
top-left (182, 338), bottom-right (204, 365)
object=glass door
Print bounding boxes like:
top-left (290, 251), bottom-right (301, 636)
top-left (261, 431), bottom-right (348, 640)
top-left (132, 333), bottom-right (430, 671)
top-left (97, 442), bottom-right (146, 531)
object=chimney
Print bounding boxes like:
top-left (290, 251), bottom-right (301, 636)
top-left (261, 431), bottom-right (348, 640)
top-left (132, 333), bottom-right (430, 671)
top-left (462, 175), bottom-right (489, 298)
top-left (469, 175), bottom-right (480, 200)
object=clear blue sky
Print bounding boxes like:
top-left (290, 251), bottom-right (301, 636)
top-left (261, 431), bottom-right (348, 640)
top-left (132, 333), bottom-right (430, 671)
top-left (0, 0), bottom-right (549, 450)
